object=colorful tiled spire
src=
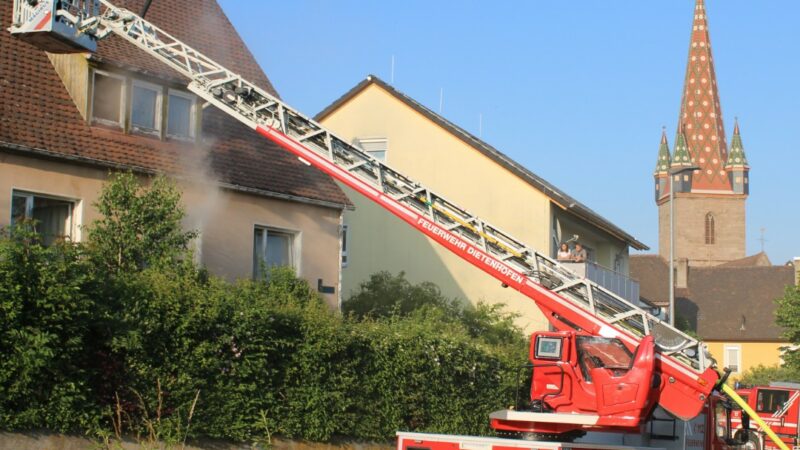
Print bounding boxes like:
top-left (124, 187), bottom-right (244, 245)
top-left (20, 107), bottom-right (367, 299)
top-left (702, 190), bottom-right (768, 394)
top-left (677, 0), bottom-right (730, 191)
top-left (654, 127), bottom-right (671, 175)
top-left (725, 118), bottom-right (748, 169)
top-left (671, 121), bottom-right (693, 168)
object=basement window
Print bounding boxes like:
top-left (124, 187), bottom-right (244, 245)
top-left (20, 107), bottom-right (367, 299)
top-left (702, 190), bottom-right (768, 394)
top-left (253, 226), bottom-right (297, 279)
top-left (131, 79), bottom-right (162, 135)
top-left (167, 89), bottom-right (196, 139)
top-left (92, 70), bottom-right (125, 127)
top-left (11, 191), bottom-right (76, 246)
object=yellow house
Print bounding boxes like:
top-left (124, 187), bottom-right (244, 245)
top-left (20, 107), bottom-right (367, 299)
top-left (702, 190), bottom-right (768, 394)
top-left (317, 75), bottom-right (647, 330)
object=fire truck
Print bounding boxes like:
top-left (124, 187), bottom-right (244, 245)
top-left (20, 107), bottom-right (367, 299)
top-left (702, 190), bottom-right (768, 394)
top-left (5, 1), bottom-right (790, 449)
top-left (729, 383), bottom-right (800, 450)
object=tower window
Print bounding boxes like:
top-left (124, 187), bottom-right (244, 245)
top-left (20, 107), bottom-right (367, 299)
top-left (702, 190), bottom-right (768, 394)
top-left (705, 213), bottom-right (715, 245)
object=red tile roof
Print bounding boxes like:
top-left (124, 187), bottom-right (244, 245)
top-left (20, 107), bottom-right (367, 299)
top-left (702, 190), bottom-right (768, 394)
top-left (0, 0), bottom-right (350, 209)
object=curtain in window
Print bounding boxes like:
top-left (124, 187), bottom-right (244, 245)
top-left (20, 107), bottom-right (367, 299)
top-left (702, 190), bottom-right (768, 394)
top-left (31, 197), bottom-right (70, 246)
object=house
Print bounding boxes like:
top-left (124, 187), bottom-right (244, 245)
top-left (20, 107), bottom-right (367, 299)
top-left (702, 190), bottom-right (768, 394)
top-left (316, 75), bottom-right (647, 330)
top-left (632, 0), bottom-right (794, 376)
top-left (0, 0), bottom-right (351, 307)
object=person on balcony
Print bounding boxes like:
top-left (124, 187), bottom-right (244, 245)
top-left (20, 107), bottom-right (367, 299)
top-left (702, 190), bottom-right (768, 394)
top-left (572, 243), bottom-right (587, 263)
top-left (557, 242), bottom-right (572, 261)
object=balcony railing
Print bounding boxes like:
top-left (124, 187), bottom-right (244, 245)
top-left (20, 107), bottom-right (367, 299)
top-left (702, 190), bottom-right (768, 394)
top-left (560, 261), bottom-right (641, 306)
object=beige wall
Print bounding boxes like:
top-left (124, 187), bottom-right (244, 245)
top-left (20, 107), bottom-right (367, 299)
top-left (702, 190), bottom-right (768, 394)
top-left (321, 84), bottom-right (630, 332)
top-left (0, 152), bottom-right (343, 307)
top-left (706, 341), bottom-right (786, 380)
top-left (658, 194), bottom-right (746, 266)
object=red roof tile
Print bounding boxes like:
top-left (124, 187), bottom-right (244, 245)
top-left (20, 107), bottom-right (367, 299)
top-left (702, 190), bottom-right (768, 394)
top-left (0, 0), bottom-right (350, 208)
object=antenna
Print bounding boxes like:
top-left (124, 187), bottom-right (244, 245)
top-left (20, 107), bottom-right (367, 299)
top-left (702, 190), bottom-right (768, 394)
top-left (390, 55), bottom-right (395, 84)
top-left (439, 88), bottom-right (443, 113)
top-left (758, 227), bottom-right (767, 253)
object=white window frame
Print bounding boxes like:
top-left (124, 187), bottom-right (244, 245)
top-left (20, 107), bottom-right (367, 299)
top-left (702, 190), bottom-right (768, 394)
top-left (166, 88), bottom-right (197, 140)
top-left (723, 344), bottom-right (742, 374)
top-left (357, 137), bottom-right (388, 163)
top-left (91, 69), bottom-right (126, 128)
top-left (341, 224), bottom-right (349, 268)
top-left (10, 190), bottom-right (80, 242)
top-left (253, 225), bottom-right (300, 279)
top-left (130, 79), bottom-right (163, 136)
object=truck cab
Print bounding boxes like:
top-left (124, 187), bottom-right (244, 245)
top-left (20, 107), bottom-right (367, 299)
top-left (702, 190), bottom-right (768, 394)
top-left (731, 383), bottom-right (800, 450)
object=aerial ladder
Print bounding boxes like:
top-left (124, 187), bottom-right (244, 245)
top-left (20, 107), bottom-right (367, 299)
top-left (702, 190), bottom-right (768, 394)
top-left (7, 2), bottom-right (789, 449)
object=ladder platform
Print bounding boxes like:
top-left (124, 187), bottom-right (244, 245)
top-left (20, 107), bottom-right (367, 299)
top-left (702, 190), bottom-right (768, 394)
top-left (490, 410), bottom-right (601, 426)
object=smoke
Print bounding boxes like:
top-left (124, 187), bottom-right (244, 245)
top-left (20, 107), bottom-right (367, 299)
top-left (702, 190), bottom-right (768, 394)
top-left (178, 133), bottom-right (222, 265)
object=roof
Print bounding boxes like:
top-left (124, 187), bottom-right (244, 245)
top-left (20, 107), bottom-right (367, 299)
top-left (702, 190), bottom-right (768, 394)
top-left (674, 0), bottom-right (733, 192)
top-left (631, 254), bottom-right (794, 341)
top-left (0, 0), bottom-right (350, 209)
top-left (718, 251), bottom-right (771, 267)
top-left (316, 75), bottom-right (648, 251)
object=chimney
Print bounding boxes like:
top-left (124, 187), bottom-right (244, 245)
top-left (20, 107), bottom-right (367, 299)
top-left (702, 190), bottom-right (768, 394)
top-left (676, 257), bottom-right (689, 289)
top-left (794, 257), bottom-right (800, 286)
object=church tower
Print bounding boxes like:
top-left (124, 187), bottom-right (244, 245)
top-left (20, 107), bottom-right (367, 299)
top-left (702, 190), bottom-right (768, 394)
top-left (655, 0), bottom-right (749, 267)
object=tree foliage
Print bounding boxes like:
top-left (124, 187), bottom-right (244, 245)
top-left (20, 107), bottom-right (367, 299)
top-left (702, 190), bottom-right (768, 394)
top-left (776, 284), bottom-right (800, 370)
top-left (85, 172), bottom-right (196, 273)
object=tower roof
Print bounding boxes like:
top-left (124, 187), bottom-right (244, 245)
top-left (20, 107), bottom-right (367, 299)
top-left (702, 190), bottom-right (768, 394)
top-left (725, 118), bottom-right (749, 169)
top-left (671, 122), bottom-right (693, 168)
top-left (655, 127), bottom-right (671, 175)
top-left (677, 0), bottom-right (730, 191)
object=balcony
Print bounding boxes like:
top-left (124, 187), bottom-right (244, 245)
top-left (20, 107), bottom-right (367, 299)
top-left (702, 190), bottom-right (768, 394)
top-left (560, 261), bottom-right (641, 305)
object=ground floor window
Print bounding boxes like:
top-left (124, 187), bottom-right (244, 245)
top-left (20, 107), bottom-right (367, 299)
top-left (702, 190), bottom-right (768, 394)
top-left (723, 344), bottom-right (741, 374)
top-left (253, 226), bottom-right (296, 278)
top-left (11, 191), bottom-right (76, 246)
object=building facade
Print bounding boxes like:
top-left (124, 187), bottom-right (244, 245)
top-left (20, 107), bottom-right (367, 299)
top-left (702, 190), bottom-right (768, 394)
top-left (0, 0), bottom-right (350, 307)
top-left (317, 76), bottom-right (647, 331)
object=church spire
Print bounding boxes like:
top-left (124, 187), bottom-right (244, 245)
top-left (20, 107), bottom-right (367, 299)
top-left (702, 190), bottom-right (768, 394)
top-left (725, 118), bottom-right (749, 169)
top-left (654, 127), bottom-right (671, 175)
top-left (677, 0), bottom-right (730, 191)
top-left (725, 118), bottom-right (750, 195)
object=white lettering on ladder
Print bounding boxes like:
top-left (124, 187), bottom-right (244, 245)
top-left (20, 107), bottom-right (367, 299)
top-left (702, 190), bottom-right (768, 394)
top-left (417, 217), bottom-right (524, 285)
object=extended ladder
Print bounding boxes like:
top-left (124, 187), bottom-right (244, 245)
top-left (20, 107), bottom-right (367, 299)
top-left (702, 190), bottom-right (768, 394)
top-left (9, 0), bottom-right (719, 421)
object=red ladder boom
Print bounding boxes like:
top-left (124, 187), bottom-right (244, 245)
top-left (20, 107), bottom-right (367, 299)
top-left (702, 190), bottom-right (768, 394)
top-left (9, 0), bottom-right (719, 421)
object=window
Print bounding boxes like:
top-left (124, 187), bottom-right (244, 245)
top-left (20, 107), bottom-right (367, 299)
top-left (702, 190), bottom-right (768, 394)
top-left (92, 70), bottom-right (125, 127)
top-left (756, 389), bottom-right (791, 414)
top-left (11, 191), bottom-right (75, 246)
top-left (705, 213), bottom-right (715, 244)
top-left (167, 89), bottom-right (196, 139)
top-left (253, 226), bottom-right (296, 278)
top-left (723, 344), bottom-right (740, 373)
top-left (357, 138), bottom-right (388, 162)
top-left (131, 79), bottom-right (162, 134)
top-left (341, 224), bottom-right (349, 267)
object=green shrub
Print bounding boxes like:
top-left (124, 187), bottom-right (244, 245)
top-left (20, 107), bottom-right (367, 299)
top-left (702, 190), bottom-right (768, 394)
top-left (0, 174), bottom-right (530, 444)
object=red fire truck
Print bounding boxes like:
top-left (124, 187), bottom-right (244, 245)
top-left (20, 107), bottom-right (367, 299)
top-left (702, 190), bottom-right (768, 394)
top-left (730, 383), bottom-right (800, 450)
top-left (5, 2), bottom-right (787, 449)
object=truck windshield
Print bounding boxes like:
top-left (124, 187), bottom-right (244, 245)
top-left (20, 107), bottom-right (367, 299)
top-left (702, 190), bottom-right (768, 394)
top-left (575, 336), bottom-right (633, 373)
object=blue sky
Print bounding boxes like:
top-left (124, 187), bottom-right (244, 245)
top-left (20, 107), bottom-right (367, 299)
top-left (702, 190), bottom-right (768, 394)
top-left (218, 1), bottom-right (800, 265)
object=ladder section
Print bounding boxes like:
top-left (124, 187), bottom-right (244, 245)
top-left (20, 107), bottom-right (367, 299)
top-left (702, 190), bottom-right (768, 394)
top-left (76, 0), bottom-right (711, 372)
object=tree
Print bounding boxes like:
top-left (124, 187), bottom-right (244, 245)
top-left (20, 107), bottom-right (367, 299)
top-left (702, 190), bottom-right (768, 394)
top-left (85, 172), bottom-right (197, 273)
top-left (775, 284), bottom-right (800, 370)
